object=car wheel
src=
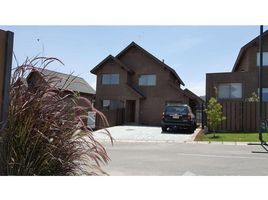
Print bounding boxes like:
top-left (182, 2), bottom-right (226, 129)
top-left (189, 126), bottom-right (195, 133)
top-left (162, 126), bottom-right (167, 132)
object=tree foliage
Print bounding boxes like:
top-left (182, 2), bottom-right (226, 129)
top-left (205, 97), bottom-right (226, 137)
top-left (246, 92), bottom-right (259, 102)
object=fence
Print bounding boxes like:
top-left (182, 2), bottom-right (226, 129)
top-left (216, 102), bottom-right (268, 132)
top-left (96, 108), bottom-right (124, 128)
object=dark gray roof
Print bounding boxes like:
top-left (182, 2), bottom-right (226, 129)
top-left (116, 42), bottom-right (185, 86)
top-left (38, 68), bottom-right (95, 95)
top-left (183, 88), bottom-right (204, 103)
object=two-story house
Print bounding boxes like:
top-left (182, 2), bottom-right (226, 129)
top-left (206, 30), bottom-right (268, 102)
top-left (91, 42), bottom-right (203, 127)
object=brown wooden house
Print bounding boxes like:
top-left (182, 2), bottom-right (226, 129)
top-left (206, 30), bottom-right (268, 132)
top-left (206, 30), bottom-right (268, 102)
top-left (27, 68), bottom-right (96, 127)
top-left (91, 42), bottom-right (203, 126)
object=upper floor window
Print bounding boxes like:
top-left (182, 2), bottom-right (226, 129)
top-left (257, 52), bottom-right (268, 66)
top-left (258, 88), bottom-right (268, 102)
top-left (138, 74), bottom-right (156, 86)
top-left (218, 83), bottom-right (242, 99)
top-left (102, 74), bottom-right (119, 85)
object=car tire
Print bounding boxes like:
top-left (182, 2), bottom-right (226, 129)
top-left (162, 126), bottom-right (167, 132)
top-left (189, 126), bottom-right (195, 133)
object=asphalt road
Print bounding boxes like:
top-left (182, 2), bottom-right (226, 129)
top-left (101, 142), bottom-right (268, 176)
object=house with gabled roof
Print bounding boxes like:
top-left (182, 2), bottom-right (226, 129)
top-left (26, 68), bottom-right (96, 127)
top-left (27, 68), bottom-right (96, 101)
top-left (206, 30), bottom-right (268, 102)
top-left (91, 42), bottom-right (203, 126)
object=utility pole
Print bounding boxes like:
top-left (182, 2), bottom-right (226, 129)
top-left (259, 25), bottom-right (264, 143)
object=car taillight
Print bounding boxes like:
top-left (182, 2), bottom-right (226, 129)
top-left (187, 113), bottom-right (192, 120)
top-left (162, 112), bottom-right (165, 119)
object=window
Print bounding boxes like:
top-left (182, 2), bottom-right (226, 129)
top-left (258, 88), bottom-right (268, 102)
top-left (263, 89), bottom-right (268, 102)
top-left (102, 74), bottom-right (119, 85)
top-left (218, 83), bottom-right (242, 99)
top-left (102, 100), bottom-right (123, 110)
top-left (257, 52), bottom-right (268, 66)
top-left (138, 74), bottom-right (156, 86)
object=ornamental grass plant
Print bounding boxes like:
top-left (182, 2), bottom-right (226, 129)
top-left (0, 57), bottom-right (112, 175)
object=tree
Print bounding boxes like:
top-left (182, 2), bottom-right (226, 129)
top-left (205, 97), bottom-right (226, 138)
top-left (246, 92), bottom-right (259, 102)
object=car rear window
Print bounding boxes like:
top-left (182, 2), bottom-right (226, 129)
top-left (165, 106), bottom-right (189, 114)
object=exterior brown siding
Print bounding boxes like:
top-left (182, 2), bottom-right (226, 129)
top-left (206, 31), bottom-right (268, 132)
top-left (236, 36), bottom-right (268, 72)
top-left (213, 101), bottom-right (268, 132)
top-left (206, 71), bottom-right (259, 102)
top-left (207, 67), bottom-right (268, 102)
top-left (93, 43), bottom-right (200, 127)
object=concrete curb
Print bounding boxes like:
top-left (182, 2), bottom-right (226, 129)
top-left (97, 138), bottom-right (250, 146)
top-left (94, 126), bottom-right (250, 146)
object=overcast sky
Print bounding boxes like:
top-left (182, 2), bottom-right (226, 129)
top-left (0, 25), bottom-right (263, 96)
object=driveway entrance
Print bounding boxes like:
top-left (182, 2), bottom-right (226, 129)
top-left (93, 125), bottom-right (198, 143)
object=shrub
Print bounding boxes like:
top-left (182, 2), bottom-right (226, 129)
top-left (205, 97), bottom-right (226, 137)
top-left (0, 57), bottom-right (112, 175)
top-left (246, 92), bottom-right (259, 102)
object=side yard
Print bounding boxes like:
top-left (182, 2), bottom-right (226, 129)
top-left (195, 132), bottom-right (268, 142)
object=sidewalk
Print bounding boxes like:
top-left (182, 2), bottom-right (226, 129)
top-left (93, 125), bottom-right (195, 143)
top-left (93, 125), bottom-right (250, 145)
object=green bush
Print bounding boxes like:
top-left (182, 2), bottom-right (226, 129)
top-left (205, 97), bottom-right (226, 138)
top-left (0, 57), bottom-right (112, 175)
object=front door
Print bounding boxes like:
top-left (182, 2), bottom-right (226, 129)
top-left (126, 100), bottom-right (135, 123)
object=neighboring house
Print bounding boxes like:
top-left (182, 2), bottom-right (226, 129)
top-left (91, 42), bottom-right (203, 126)
top-left (27, 68), bottom-right (96, 127)
top-left (206, 30), bottom-right (268, 102)
top-left (27, 68), bottom-right (96, 102)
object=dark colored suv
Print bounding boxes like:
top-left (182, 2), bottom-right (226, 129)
top-left (161, 104), bottom-right (197, 133)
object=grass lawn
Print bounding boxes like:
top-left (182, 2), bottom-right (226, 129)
top-left (199, 133), bottom-right (268, 142)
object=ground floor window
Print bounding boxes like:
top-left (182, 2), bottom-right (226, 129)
top-left (218, 83), bottom-right (242, 99)
top-left (102, 99), bottom-right (124, 110)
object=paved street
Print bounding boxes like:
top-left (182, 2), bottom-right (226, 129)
top-left (92, 126), bottom-right (268, 176)
top-left (100, 142), bottom-right (268, 176)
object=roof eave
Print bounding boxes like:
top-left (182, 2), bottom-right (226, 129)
top-left (116, 41), bottom-right (185, 85)
top-left (90, 55), bottom-right (134, 75)
top-left (232, 30), bottom-right (268, 72)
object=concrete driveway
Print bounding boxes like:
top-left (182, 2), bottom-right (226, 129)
top-left (93, 125), bottom-right (200, 143)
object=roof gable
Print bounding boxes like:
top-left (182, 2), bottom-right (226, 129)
top-left (232, 30), bottom-right (268, 72)
top-left (115, 42), bottom-right (185, 86)
top-left (183, 88), bottom-right (204, 103)
top-left (90, 55), bottom-right (134, 74)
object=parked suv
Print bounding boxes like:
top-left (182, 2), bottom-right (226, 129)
top-left (161, 104), bottom-right (197, 133)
